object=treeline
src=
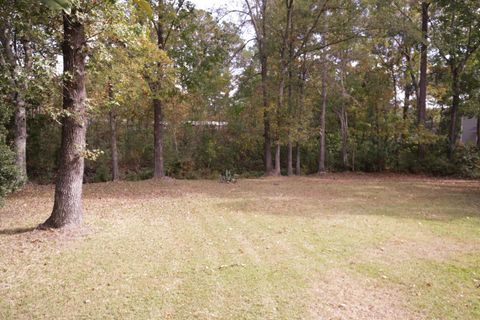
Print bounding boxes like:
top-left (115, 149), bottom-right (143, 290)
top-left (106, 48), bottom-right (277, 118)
top-left (0, 1), bottom-right (480, 222)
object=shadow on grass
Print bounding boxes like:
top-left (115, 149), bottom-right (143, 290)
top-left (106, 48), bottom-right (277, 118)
top-left (0, 227), bottom-right (36, 235)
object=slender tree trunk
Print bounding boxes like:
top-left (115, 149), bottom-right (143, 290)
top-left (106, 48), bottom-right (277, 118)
top-left (274, 143), bottom-right (281, 175)
top-left (406, 50), bottom-right (419, 106)
top-left (40, 9), bottom-right (87, 229)
top-left (273, 0), bottom-right (293, 177)
top-left (351, 148), bottom-right (356, 172)
top-left (403, 82), bottom-right (411, 121)
top-left (14, 94), bottom-right (27, 178)
top-left (273, 140), bottom-right (281, 175)
top-left (153, 98), bottom-right (165, 178)
top-left (449, 67), bottom-right (460, 158)
top-left (403, 45), bottom-right (412, 121)
top-left (418, 1), bottom-right (429, 161)
top-left (287, 140), bottom-right (293, 176)
top-left (295, 142), bottom-right (301, 175)
top-left (109, 108), bottom-right (119, 181)
top-left (255, 0), bottom-right (272, 175)
top-left (391, 66), bottom-right (398, 110)
top-left (173, 127), bottom-right (179, 155)
top-left (286, 7), bottom-right (294, 178)
top-left (0, 28), bottom-right (31, 180)
top-left (261, 54), bottom-right (273, 174)
top-left (16, 40), bottom-right (32, 179)
top-left (339, 106), bottom-right (349, 170)
top-left (151, 0), bottom-right (166, 178)
top-left (477, 117), bottom-right (480, 148)
top-left (318, 66), bottom-right (327, 173)
top-left (274, 59), bottom-right (286, 177)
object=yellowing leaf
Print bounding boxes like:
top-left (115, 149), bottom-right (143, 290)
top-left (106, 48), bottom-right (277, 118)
top-left (133, 0), bottom-right (153, 18)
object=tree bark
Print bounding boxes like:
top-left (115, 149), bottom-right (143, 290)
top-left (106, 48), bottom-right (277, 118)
top-left (40, 9), bottom-right (87, 229)
top-left (287, 140), bottom-right (293, 176)
top-left (477, 117), bottom-right (480, 148)
top-left (403, 81), bottom-right (411, 121)
top-left (340, 107), bottom-right (349, 170)
top-left (273, 0), bottom-right (293, 177)
top-left (318, 65), bottom-right (327, 173)
top-left (418, 1), bottom-right (429, 161)
top-left (295, 142), bottom-right (301, 175)
top-left (274, 142), bottom-right (281, 176)
top-left (286, 4), bottom-right (294, 178)
top-left (109, 108), bottom-right (119, 181)
top-left (152, 0), bottom-right (166, 178)
top-left (404, 49), bottom-right (419, 105)
top-left (448, 67), bottom-right (460, 158)
top-left (14, 94), bottom-right (27, 178)
top-left (390, 66), bottom-right (398, 110)
top-left (257, 0), bottom-right (273, 175)
top-left (261, 50), bottom-right (273, 174)
top-left (153, 98), bottom-right (165, 178)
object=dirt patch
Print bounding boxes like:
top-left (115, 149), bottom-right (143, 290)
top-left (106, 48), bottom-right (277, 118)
top-left (310, 270), bottom-right (424, 320)
top-left (363, 237), bottom-right (480, 263)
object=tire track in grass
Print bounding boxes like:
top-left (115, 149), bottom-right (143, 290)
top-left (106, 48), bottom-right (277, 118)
top-left (219, 200), bottom-right (317, 319)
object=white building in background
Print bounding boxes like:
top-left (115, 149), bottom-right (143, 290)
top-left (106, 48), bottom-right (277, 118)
top-left (460, 117), bottom-right (478, 145)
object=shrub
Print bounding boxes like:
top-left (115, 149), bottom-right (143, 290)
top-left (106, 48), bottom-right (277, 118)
top-left (125, 168), bottom-right (153, 181)
top-left (453, 145), bottom-right (480, 178)
top-left (0, 143), bottom-right (23, 206)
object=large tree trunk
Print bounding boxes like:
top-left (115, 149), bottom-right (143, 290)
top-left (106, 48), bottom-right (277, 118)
top-left (287, 140), bottom-right (293, 176)
top-left (418, 1), bottom-right (429, 161)
top-left (448, 67), bottom-right (460, 158)
top-left (40, 9), bottom-right (87, 229)
top-left (318, 66), bottom-right (327, 173)
top-left (109, 108), bottom-right (119, 181)
top-left (153, 98), bottom-right (165, 178)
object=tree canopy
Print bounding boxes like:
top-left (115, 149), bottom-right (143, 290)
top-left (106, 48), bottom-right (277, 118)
top-left (0, 0), bottom-right (479, 222)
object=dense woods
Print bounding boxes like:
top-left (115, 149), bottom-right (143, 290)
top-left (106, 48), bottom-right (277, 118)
top-left (1, 0), bottom-right (480, 225)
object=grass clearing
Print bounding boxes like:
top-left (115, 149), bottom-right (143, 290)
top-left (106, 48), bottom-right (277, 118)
top-left (1, 174), bottom-right (479, 319)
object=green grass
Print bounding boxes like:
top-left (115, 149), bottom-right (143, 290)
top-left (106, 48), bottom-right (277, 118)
top-left (1, 175), bottom-right (479, 319)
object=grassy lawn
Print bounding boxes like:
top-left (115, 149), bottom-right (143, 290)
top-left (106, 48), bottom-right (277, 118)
top-left (1, 174), bottom-right (479, 319)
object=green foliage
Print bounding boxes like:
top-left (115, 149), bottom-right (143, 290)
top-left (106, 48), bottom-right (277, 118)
top-left (3, 0), bottom-right (480, 186)
top-left (452, 145), bottom-right (480, 178)
top-left (85, 158), bottom-right (110, 183)
top-left (26, 115), bottom-right (61, 184)
top-left (40, 0), bottom-right (72, 12)
top-left (403, 143), bottom-right (480, 178)
top-left (0, 143), bottom-right (22, 206)
top-left (132, 0), bottom-right (152, 18)
top-left (125, 168), bottom-right (153, 181)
